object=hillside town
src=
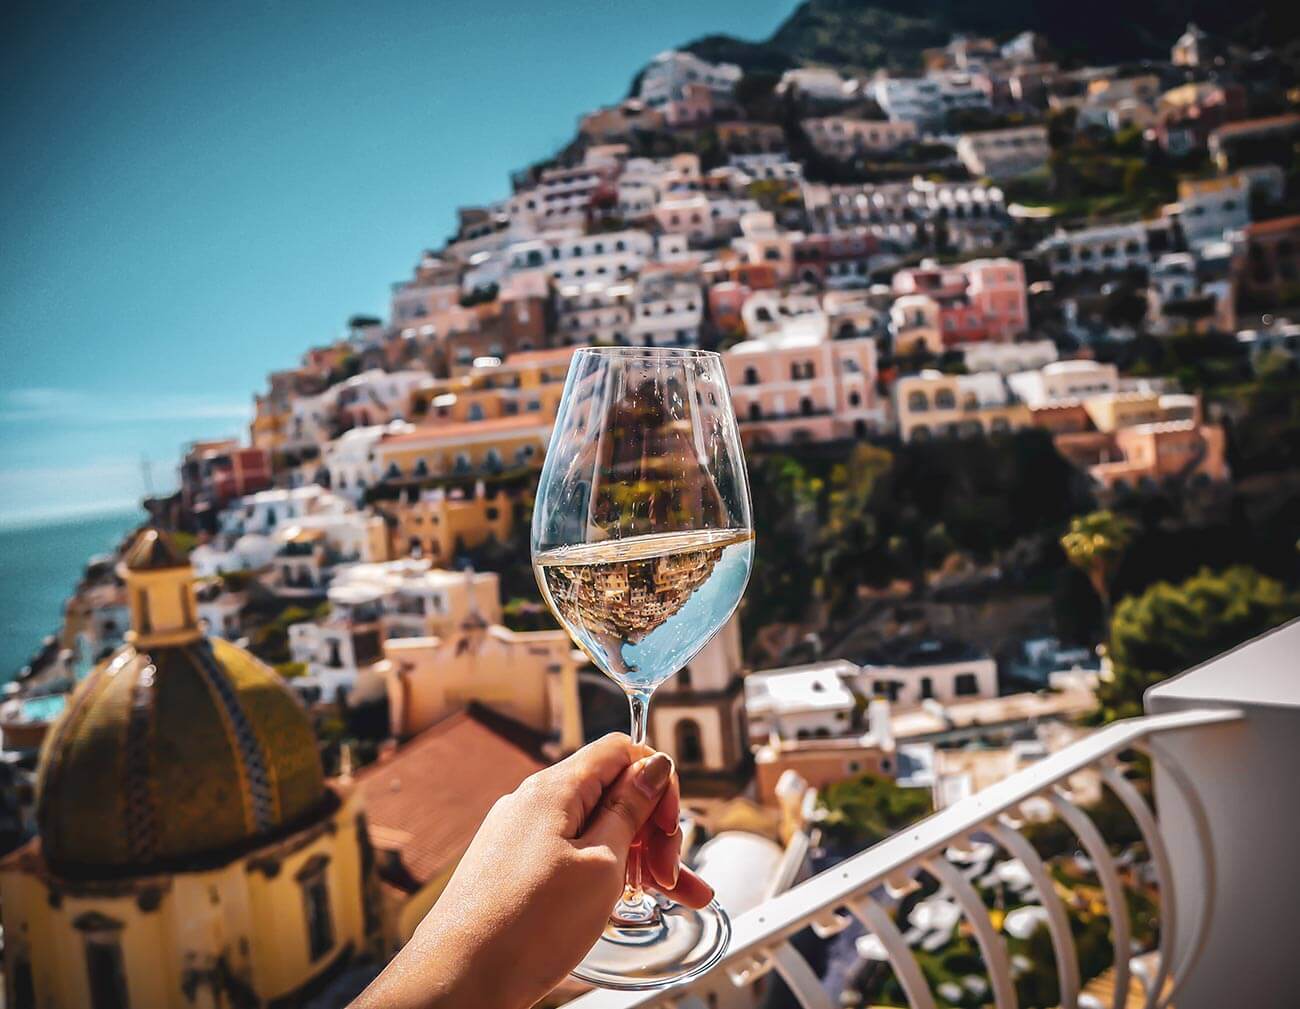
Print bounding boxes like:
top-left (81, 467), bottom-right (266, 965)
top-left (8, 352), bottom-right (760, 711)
top-left (4, 16), bottom-right (1300, 1009)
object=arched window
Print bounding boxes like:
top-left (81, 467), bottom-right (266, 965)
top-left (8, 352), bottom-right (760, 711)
top-left (74, 913), bottom-right (128, 1009)
top-left (297, 855), bottom-right (335, 962)
top-left (744, 366), bottom-right (759, 386)
top-left (412, 459), bottom-right (428, 478)
top-left (935, 389), bottom-right (956, 410)
top-left (674, 719), bottom-right (704, 767)
top-left (907, 391), bottom-right (929, 412)
top-left (679, 666), bottom-right (692, 690)
top-left (748, 402), bottom-right (762, 421)
top-left (800, 397), bottom-right (814, 416)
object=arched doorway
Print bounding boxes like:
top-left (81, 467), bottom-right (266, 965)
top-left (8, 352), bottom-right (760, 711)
top-left (674, 718), bottom-right (704, 768)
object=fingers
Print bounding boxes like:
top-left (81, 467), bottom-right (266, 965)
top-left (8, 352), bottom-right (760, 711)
top-left (551, 733), bottom-right (646, 836)
top-left (644, 819), bottom-right (682, 891)
top-left (650, 865), bottom-right (715, 910)
top-left (581, 752), bottom-right (674, 852)
top-left (650, 763), bottom-right (680, 836)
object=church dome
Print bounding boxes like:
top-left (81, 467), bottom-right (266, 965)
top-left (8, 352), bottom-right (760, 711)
top-left (34, 530), bottom-right (327, 876)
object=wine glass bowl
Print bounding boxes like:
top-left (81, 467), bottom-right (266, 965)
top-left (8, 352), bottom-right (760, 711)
top-left (531, 347), bottom-right (753, 989)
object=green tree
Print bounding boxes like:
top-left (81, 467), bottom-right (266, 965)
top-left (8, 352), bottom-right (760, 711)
top-left (818, 772), bottom-right (932, 851)
top-left (743, 454), bottom-right (820, 635)
top-left (1061, 510), bottom-right (1136, 617)
top-left (818, 444), bottom-right (893, 608)
top-left (1101, 566), bottom-right (1300, 720)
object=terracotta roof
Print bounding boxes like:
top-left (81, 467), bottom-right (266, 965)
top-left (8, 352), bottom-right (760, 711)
top-left (357, 706), bottom-right (546, 892)
top-left (381, 413), bottom-right (552, 445)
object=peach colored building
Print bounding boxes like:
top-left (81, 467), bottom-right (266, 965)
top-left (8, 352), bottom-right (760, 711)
top-left (890, 295), bottom-right (944, 355)
top-left (380, 625), bottom-right (581, 750)
top-left (723, 332), bottom-right (886, 445)
top-left (1057, 420), bottom-right (1229, 492)
top-left (754, 736), bottom-right (896, 805)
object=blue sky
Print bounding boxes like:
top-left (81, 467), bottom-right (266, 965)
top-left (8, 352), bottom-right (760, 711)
top-left (0, 0), bottom-right (792, 524)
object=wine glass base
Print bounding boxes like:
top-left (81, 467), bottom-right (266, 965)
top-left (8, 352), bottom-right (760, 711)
top-left (571, 897), bottom-right (731, 991)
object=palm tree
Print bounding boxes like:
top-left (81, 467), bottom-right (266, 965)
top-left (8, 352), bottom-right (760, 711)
top-left (1060, 509), bottom-right (1136, 619)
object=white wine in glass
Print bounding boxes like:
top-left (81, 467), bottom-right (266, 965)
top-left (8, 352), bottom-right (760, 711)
top-left (532, 347), bottom-right (754, 989)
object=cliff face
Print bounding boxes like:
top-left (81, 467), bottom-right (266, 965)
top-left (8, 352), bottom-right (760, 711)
top-left (684, 0), bottom-right (1296, 76)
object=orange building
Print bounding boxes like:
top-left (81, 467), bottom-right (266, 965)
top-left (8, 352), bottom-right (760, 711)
top-left (384, 484), bottom-right (518, 562)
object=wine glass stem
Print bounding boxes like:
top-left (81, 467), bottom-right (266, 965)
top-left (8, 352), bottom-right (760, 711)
top-left (613, 688), bottom-right (657, 925)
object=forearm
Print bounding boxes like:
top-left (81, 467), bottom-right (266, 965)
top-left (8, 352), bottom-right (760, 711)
top-left (351, 919), bottom-right (490, 1009)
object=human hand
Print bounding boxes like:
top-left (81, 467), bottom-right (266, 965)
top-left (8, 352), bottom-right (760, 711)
top-left (351, 733), bottom-right (714, 1009)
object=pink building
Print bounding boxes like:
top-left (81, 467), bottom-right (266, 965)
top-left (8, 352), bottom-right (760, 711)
top-left (723, 334), bottom-right (886, 446)
top-left (962, 258), bottom-right (1029, 342)
top-left (893, 258), bottom-right (1028, 343)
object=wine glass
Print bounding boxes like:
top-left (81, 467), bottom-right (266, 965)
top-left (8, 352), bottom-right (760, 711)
top-left (531, 346), bottom-right (754, 989)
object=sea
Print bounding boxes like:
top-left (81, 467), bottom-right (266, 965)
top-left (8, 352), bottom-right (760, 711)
top-left (0, 507), bottom-right (144, 681)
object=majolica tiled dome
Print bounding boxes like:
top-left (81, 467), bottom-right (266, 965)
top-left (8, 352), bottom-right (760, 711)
top-left (34, 530), bottom-right (326, 876)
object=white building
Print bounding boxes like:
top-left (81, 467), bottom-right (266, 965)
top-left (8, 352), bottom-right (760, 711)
top-left (220, 485), bottom-right (352, 538)
top-left (871, 77), bottom-right (944, 125)
top-left (730, 154), bottom-right (803, 183)
top-left (638, 50), bottom-right (741, 107)
top-left (287, 618), bottom-right (386, 702)
top-left (1167, 175), bottom-right (1251, 249)
top-left (856, 641), bottom-right (998, 709)
top-left (1037, 221), bottom-right (1158, 276)
top-left (322, 421), bottom-right (413, 502)
top-left (327, 559), bottom-right (502, 639)
top-left (777, 66), bottom-right (854, 102)
top-left (961, 340), bottom-right (1059, 374)
top-left (555, 279), bottom-right (635, 346)
top-left (744, 661), bottom-right (859, 741)
top-left (955, 126), bottom-right (1050, 180)
top-left (508, 229), bottom-right (654, 284)
top-left (1006, 360), bottom-right (1120, 407)
top-left (630, 275), bottom-right (704, 347)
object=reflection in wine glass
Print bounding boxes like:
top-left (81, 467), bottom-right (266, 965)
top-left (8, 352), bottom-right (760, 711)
top-left (532, 347), bottom-right (753, 990)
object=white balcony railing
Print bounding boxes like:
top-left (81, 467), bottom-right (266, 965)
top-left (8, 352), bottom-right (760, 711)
top-left (570, 619), bottom-right (1300, 1009)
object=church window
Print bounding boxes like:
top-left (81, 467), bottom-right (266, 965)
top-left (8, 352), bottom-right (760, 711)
top-left (674, 719), bottom-right (704, 767)
top-left (297, 856), bottom-right (335, 962)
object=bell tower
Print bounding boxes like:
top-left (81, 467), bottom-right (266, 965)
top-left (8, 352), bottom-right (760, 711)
top-left (119, 528), bottom-right (202, 649)
top-left (649, 614), bottom-right (748, 784)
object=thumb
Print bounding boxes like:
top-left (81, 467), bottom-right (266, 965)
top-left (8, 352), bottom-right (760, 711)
top-left (582, 752), bottom-right (674, 852)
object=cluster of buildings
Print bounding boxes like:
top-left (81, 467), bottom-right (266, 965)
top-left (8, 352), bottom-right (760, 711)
top-left (3, 18), bottom-right (1298, 1009)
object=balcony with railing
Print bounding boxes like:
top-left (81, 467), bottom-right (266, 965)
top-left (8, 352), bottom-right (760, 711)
top-left (568, 619), bottom-right (1300, 1009)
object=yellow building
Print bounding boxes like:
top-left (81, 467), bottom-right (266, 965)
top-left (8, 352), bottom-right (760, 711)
top-left (384, 484), bottom-right (517, 562)
top-left (0, 531), bottom-right (371, 1009)
top-left (375, 413), bottom-right (552, 480)
top-left (381, 624), bottom-right (582, 750)
top-left (410, 347), bottom-right (575, 423)
top-left (1082, 390), bottom-right (1199, 432)
top-left (893, 370), bottom-right (1032, 441)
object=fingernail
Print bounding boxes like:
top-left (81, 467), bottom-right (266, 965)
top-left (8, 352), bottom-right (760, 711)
top-left (634, 753), bottom-right (673, 798)
top-left (670, 858), bottom-right (680, 888)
